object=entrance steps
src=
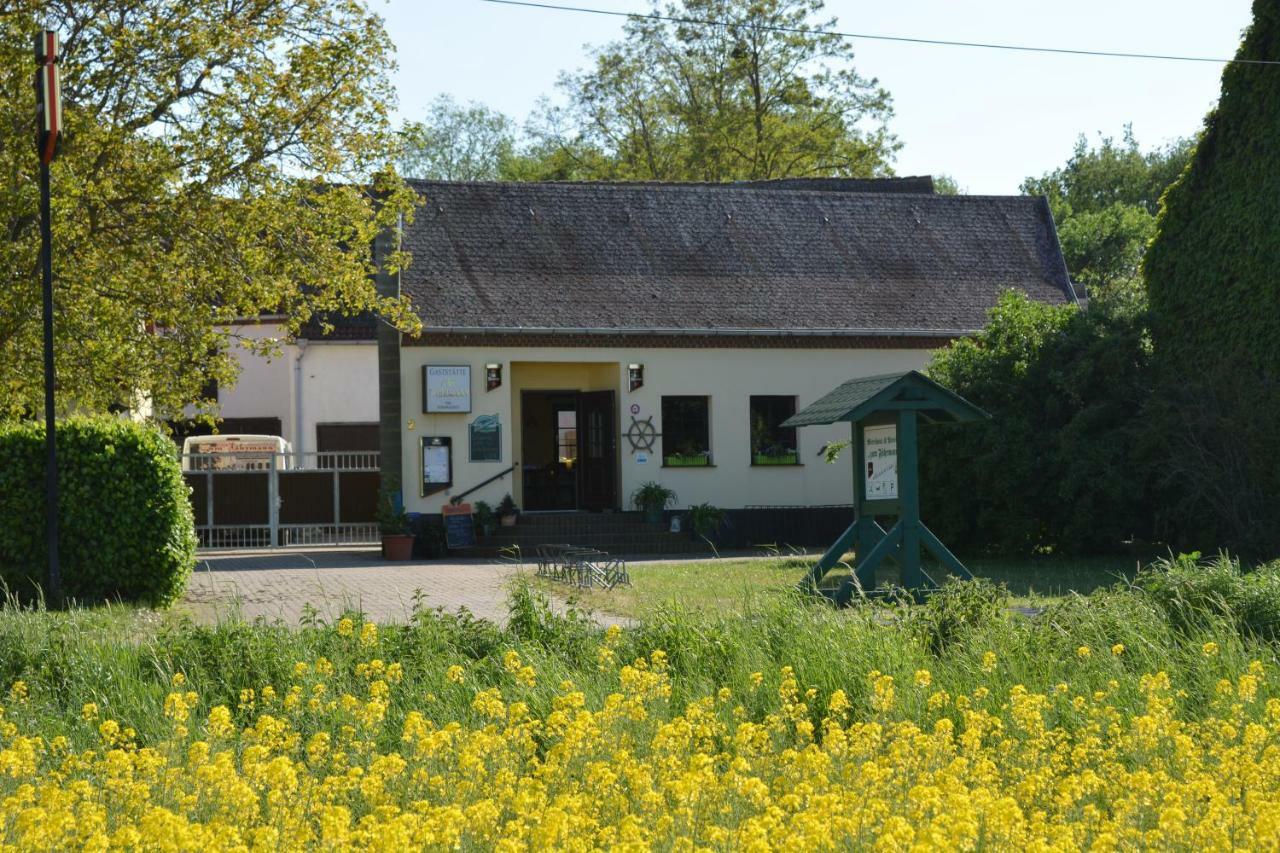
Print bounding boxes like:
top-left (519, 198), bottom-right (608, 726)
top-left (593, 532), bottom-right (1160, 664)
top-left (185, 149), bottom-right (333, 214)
top-left (470, 512), bottom-right (713, 558)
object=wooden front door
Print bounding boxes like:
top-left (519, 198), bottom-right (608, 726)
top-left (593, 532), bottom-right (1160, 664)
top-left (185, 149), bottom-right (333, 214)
top-left (577, 390), bottom-right (617, 511)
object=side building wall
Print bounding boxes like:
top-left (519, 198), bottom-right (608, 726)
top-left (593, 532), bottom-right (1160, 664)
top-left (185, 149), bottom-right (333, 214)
top-left (212, 321), bottom-right (378, 454)
top-left (398, 343), bottom-right (933, 516)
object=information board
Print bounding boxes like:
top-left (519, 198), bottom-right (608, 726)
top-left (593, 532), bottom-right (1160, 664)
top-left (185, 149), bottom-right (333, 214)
top-left (423, 365), bottom-right (471, 413)
top-left (863, 424), bottom-right (898, 500)
top-left (421, 436), bottom-right (452, 495)
top-left (442, 503), bottom-right (476, 549)
top-left (469, 414), bottom-right (501, 462)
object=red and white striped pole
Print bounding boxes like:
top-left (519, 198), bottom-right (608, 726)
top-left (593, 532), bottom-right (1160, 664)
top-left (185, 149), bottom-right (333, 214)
top-left (35, 29), bottom-right (63, 605)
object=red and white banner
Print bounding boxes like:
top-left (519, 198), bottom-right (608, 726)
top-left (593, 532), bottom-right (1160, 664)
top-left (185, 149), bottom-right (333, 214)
top-left (35, 30), bottom-right (62, 164)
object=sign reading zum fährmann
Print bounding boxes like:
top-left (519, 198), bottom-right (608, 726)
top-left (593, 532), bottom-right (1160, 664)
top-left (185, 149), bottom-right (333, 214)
top-left (424, 365), bottom-right (471, 413)
top-left (864, 424), bottom-right (898, 500)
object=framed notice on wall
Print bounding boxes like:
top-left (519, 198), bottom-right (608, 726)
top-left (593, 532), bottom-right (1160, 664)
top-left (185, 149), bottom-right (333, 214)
top-left (863, 424), bottom-right (898, 501)
top-left (423, 365), bottom-right (471, 413)
top-left (420, 436), bottom-right (452, 495)
top-left (469, 414), bottom-right (501, 462)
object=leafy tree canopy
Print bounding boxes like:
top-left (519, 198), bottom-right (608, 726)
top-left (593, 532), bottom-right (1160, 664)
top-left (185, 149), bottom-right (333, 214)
top-left (400, 95), bottom-right (515, 181)
top-left (922, 285), bottom-right (1156, 556)
top-left (1022, 127), bottom-right (1192, 292)
top-left (1, 0), bottom-right (418, 421)
top-left (517, 0), bottom-right (898, 181)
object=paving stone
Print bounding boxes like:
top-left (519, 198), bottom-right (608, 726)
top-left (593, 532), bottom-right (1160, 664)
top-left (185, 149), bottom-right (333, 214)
top-left (183, 547), bottom-right (630, 629)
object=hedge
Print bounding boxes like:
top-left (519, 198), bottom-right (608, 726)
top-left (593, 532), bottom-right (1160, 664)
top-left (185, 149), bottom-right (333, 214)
top-left (0, 418), bottom-right (197, 606)
top-left (1142, 0), bottom-right (1280, 554)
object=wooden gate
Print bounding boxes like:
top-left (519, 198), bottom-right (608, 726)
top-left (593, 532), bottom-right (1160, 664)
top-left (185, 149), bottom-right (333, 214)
top-left (184, 451), bottom-right (380, 549)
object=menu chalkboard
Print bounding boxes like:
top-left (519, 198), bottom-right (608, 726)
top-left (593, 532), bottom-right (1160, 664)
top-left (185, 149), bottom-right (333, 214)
top-left (442, 503), bottom-right (475, 549)
top-left (469, 414), bottom-right (501, 462)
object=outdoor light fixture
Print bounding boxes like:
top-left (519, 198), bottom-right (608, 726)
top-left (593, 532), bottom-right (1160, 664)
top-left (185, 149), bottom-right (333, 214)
top-left (485, 363), bottom-right (502, 391)
top-left (628, 363), bottom-right (644, 392)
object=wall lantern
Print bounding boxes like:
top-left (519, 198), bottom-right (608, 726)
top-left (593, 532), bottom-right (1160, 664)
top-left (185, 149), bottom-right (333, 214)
top-left (628, 363), bottom-right (644, 392)
top-left (485, 363), bottom-right (502, 392)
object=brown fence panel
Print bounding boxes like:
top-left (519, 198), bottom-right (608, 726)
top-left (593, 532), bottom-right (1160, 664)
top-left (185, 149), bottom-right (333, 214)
top-left (339, 471), bottom-right (380, 523)
top-left (278, 471), bottom-right (335, 525)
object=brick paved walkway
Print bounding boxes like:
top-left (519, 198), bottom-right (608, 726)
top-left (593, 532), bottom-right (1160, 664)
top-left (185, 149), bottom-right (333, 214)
top-left (184, 547), bottom-right (626, 628)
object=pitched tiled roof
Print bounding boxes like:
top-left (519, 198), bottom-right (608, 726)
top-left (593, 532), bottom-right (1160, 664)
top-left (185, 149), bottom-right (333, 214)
top-left (299, 312), bottom-right (378, 341)
top-left (399, 180), bottom-right (1073, 335)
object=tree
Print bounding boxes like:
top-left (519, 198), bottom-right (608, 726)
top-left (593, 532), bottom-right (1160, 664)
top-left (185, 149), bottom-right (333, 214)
top-left (1022, 127), bottom-right (1192, 293)
top-left (0, 0), bottom-right (418, 421)
top-left (526, 0), bottom-right (898, 181)
top-left (400, 96), bottom-right (516, 181)
top-left (1142, 0), bottom-right (1280, 556)
top-left (920, 286), bottom-right (1156, 556)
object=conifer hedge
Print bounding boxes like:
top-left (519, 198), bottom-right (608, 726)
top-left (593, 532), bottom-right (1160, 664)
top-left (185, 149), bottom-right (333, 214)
top-left (0, 419), bottom-right (197, 606)
top-left (1143, 0), bottom-right (1280, 553)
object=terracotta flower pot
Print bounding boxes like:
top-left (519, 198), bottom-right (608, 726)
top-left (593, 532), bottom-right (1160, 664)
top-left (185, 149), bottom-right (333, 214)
top-left (382, 533), bottom-right (415, 561)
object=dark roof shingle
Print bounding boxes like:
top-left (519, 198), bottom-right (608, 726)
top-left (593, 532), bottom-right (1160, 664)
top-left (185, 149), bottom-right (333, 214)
top-left (400, 180), bottom-right (1073, 334)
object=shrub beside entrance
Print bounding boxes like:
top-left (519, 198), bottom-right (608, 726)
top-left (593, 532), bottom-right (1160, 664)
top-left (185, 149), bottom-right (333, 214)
top-left (0, 418), bottom-right (197, 606)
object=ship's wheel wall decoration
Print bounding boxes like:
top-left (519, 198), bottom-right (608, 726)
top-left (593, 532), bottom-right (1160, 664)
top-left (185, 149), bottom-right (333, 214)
top-left (624, 416), bottom-right (659, 454)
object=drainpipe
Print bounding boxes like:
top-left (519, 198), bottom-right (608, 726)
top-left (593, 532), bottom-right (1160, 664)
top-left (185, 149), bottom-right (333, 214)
top-left (293, 338), bottom-right (308, 453)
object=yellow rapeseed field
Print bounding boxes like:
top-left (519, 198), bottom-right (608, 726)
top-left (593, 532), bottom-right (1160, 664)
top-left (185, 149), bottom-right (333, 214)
top-left (1, 621), bottom-right (1279, 850)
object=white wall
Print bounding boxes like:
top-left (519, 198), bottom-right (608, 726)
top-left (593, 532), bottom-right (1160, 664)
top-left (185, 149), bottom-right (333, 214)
top-left (213, 321), bottom-right (377, 453)
top-left (297, 343), bottom-right (379, 453)
top-left (399, 344), bottom-right (933, 514)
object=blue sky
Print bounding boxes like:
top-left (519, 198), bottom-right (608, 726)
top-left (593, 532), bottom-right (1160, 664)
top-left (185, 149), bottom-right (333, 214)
top-left (377, 0), bottom-right (1253, 193)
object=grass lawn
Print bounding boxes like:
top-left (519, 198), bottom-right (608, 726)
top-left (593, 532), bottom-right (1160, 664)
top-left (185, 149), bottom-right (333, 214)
top-left (534, 552), bottom-right (1145, 620)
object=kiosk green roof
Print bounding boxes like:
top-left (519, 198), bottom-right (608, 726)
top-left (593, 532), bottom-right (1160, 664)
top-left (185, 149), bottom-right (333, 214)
top-left (783, 370), bottom-right (989, 428)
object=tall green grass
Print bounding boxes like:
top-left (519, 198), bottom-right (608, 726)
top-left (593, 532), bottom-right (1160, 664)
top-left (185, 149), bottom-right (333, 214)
top-left (0, 554), bottom-right (1277, 751)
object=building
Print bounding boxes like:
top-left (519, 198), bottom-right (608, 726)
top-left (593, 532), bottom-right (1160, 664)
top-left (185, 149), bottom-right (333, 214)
top-left (192, 313), bottom-right (380, 456)
top-left (385, 178), bottom-right (1075, 530)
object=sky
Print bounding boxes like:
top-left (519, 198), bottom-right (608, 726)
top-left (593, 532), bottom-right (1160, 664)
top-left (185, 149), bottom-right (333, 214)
top-left (377, 0), bottom-right (1255, 194)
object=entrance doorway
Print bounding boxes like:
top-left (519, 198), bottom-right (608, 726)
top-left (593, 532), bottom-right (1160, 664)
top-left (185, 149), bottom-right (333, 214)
top-left (520, 390), bottom-right (617, 511)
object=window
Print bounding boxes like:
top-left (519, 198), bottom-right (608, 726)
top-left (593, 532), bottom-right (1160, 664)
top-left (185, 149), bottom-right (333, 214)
top-left (556, 408), bottom-right (578, 464)
top-left (750, 396), bottom-right (799, 465)
top-left (661, 396), bottom-right (711, 466)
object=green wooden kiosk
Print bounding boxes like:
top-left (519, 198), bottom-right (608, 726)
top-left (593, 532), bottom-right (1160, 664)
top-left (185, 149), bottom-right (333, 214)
top-left (782, 371), bottom-right (989, 604)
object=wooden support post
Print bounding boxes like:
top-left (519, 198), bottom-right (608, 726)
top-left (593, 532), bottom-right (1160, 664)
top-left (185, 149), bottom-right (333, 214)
top-left (920, 522), bottom-right (974, 580)
top-left (897, 410), bottom-right (921, 590)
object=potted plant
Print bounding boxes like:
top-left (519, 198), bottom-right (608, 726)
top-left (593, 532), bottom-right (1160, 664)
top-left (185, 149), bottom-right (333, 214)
top-left (631, 481), bottom-right (678, 524)
top-left (687, 502), bottom-right (725, 542)
top-left (377, 489), bottom-right (414, 561)
top-left (474, 500), bottom-right (496, 537)
top-left (497, 493), bottom-right (520, 527)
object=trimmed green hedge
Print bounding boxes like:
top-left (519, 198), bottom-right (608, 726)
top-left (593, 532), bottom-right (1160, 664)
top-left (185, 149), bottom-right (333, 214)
top-left (0, 418), bottom-right (196, 606)
top-left (1142, 0), bottom-right (1280, 554)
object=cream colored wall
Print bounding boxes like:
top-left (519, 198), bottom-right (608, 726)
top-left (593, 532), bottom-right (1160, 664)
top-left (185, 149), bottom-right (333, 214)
top-left (298, 343), bottom-right (379, 453)
top-left (400, 344), bottom-right (931, 515)
top-left (216, 321), bottom-right (296, 439)
top-left (211, 321), bottom-right (378, 453)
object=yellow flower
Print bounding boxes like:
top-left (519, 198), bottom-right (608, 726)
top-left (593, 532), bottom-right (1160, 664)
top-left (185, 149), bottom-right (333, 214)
top-left (171, 672), bottom-right (186, 687)
top-left (749, 671), bottom-right (764, 690)
top-left (717, 687), bottom-right (732, 703)
top-left (359, 621), bottom-right (378, 648)
top-left (914, 669), bottom-right (932, 688)
top-left (1111, 643), bottom-right (1125, 656)
top-left (981, 652), bottom-right (997, 674)
top-left (336, 617), bottom-right (354, 637)
top-left (1077, 645), bottom-right (1092, 659)
top-left (8, 680), bottom-right (28, 703)
top-left (446, 665), bottom-right (465, 684)
top-left (81, 702), bottom-right (99, 721)
top-left (1203, 642), bottom-right (1219, 657)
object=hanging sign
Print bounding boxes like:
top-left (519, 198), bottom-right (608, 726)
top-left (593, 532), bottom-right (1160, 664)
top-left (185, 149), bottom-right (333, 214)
top-left (423, 365), bottom-right (471, 413)
top-left (863, 424), bottom-right (898, 500)
top-left (469, 414), bottom-right (501, 462)
top-left (420, 436), bottom-right (452, 495)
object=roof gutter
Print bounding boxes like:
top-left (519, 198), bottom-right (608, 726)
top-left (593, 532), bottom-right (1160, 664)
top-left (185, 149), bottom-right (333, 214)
top-left (413, 326), bottom-right (975, 338)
